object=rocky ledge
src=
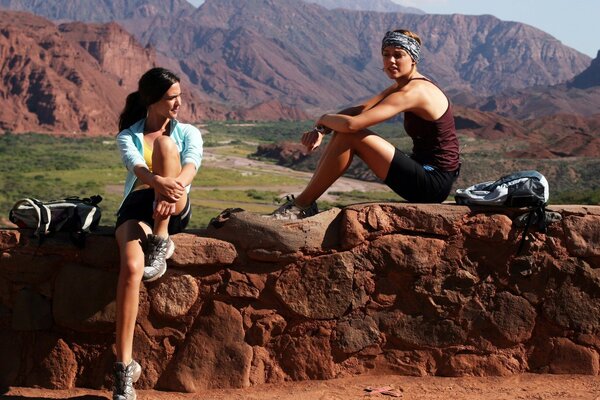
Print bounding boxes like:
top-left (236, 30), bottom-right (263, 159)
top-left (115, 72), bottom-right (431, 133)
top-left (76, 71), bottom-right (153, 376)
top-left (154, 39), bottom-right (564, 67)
top-left (1, 203), bottom-right (599, 391)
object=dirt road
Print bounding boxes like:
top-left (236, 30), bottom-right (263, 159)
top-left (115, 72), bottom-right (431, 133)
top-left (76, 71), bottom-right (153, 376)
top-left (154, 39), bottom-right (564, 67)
top-left (5, 373), bottom-right (600, 399)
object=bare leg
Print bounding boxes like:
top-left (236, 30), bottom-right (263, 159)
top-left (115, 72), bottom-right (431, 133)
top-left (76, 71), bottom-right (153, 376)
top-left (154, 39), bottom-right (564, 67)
top-left (151, 136), bottom-right (185, 237)
top-left (115, 220), bottom-right (151, 364)
top-left (294, 130), bottom-right (396, 207)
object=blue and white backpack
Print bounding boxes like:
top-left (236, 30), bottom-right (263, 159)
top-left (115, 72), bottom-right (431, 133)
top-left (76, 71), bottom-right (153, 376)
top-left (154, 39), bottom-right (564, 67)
top-left (454, 170), bottom-right (549, 207)
top-left (455, 171), bottom-right (550, 255)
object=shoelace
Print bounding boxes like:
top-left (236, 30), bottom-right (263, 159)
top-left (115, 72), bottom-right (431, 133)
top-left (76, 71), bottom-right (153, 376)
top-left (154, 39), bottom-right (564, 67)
top-left (115, 366), bottom-right (135, 394)
top-left (148, 239), bottom-right (168, 261)
top-left (276, 194), bottom-right (295, 204)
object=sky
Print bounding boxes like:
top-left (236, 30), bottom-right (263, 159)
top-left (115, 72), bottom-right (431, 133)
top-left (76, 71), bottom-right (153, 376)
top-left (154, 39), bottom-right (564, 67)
top-left (186, 0), bottom-right (598, 58)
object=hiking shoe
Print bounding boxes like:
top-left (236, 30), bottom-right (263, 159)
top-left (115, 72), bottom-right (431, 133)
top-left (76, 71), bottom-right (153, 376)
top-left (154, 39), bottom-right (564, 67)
top-left (113, 359), bottom-right (142, 400)
top-left (268, 194), bottom-right (319, 220)
top-left (142, 234), bottom-right (174, 282)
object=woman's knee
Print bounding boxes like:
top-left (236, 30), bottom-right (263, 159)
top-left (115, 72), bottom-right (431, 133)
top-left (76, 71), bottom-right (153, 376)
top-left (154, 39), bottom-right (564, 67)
top-left (120, 256), bottom-right (144, 281)
top-left (153, 135), bottom-right (178, 156)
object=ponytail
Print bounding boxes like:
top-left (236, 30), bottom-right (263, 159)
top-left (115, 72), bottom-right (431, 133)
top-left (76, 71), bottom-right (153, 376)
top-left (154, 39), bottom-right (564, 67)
top-left (118, 91), bottom-right (146, 132)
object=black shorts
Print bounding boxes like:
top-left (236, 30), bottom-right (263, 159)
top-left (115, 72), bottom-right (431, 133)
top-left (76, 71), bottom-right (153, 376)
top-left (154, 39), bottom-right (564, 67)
top-left (384, 148), bottom-right (459, 203)
top-left (115, 188), bottom-right (191, 234)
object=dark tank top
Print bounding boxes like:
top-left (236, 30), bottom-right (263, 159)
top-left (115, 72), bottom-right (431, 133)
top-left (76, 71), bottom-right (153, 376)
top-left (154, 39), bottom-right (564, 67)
top-left (403, 78), bottom-right (460, 172)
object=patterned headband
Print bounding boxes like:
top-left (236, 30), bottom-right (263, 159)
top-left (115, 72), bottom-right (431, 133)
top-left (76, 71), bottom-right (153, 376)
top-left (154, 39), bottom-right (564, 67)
top-left (381, 31), bottom-right (421, 63)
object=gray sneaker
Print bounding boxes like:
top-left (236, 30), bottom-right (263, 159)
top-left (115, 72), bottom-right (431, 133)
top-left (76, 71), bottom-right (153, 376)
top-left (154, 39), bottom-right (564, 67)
top-left (113, 359), bottom-right (142, 400)
top-left (268, 194), bottom-right (319, 220)
top-left (142, 234), bottom-right (174, 282)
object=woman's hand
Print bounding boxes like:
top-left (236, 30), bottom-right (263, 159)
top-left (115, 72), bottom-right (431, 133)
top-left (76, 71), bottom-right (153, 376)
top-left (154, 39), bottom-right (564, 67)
top-left (153, 193), bottom-right (177, 219)
top-left (301, 128), bottom-right (324, 151)
top-left (152, 175), bottom-right (185, 202)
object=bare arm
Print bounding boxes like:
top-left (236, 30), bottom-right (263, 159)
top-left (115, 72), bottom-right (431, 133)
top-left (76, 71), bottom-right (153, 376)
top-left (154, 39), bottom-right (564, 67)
top-left (302, 84), bottom-right (402, 150)
top-left (318, 87), bottom-right (418, 133)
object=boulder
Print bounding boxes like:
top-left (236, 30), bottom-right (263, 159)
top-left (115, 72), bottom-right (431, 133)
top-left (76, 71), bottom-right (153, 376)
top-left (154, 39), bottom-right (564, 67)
top-left (160, 301), bottom-right (253, 391)
top-left (275, 252), bottom-right (354, 319)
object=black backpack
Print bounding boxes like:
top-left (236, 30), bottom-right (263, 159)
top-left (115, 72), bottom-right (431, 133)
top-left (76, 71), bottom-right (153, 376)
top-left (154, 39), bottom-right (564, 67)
top-left (9, 195), bottom-right (102, 246)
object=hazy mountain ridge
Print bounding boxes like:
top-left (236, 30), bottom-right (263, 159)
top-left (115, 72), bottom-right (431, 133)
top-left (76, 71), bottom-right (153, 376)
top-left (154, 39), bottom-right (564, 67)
top-left (2, 0), bottom-right (590, 102)
top-left (0, 0), bottom-right (195, 21)
top-left (122, 0), bottom-right (590, 112)
top-left (304, 0), bottom-right (424, 13)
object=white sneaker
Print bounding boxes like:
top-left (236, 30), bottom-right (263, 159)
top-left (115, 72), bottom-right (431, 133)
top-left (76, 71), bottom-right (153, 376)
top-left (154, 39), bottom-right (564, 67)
top-left (142, 234), bottom-right (174, 282)
top-left (113, 360), bottom-right (142, 400)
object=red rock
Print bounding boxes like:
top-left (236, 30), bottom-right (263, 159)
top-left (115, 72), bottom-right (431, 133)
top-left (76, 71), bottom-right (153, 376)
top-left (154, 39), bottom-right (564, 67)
top-left (383, 350), bottom-right (436, 376)
top-left (563, 215), bottom-right (600, 257)
top-left (439, 353), bottom-right (522, 376)
top-left (543, 283), bottom-right (600, 332)
top-left (1, 205), bottom-right (600, 387)
top-left (246, 313), bottom-right (287, 347)
top-left (132, 324), bottom-right (177, 389)
top-left (0, 330), bottom-right (22, 386)
top-left (275, 321), bottom-right (338, 381)
top-left (149, 274), bottom-right (199, 320)
top-left (160, 301), bottom-right (252, 391)
top-left (275, 252), bottom-right (354, 319)
top-left (379, 311), bottom-right (467, 348)
top-left (549, 338), bottom-right (599, 375)
top-left (223, 270), bottom-right (260, 299)
top-left (461, 214), bottom-right (513, 241)
top-left (369, 234), bottom-right (446, 275)
top-left (489, 292), bottom-right (536, 345)
top-left (0, 252), bottom-right (61, 284)
top-left (0, 230), bottom-right (19, 250)
top-left (12, 287), bottom-right (52, 330)
top-left (80, 234), bottom-right (119, 269)
top-left (53, 263), bottom-right (118, 332)
top-left (341, 204), bottom-right (463, 250)
top-left (58, 21), bottom-right (154, 93)
top-left (249, 346), bottom-right (286, 385)
top-left (332, 315), bottom-right (381, 354)
top-left (25, 337), bottom-right (77, 389)
top-left (205, 208), bottom-right (341, 256)
top-left (170, 234), bottom-right (237, 267)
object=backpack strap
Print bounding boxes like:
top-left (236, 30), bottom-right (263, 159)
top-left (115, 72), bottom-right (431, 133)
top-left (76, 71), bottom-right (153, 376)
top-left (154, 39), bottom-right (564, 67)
top-left (516, 204), bottom-right (547, 256)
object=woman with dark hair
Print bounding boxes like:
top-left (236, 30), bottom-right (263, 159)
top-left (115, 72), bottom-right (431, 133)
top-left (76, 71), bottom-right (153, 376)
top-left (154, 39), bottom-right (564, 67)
top-left (112, 67), bottom-right (202, 400)
top-left (270, 29), bottom-right (460, 219)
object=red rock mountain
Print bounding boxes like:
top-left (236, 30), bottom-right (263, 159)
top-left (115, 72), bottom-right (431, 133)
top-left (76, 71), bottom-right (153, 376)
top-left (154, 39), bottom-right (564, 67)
top-left (0, 11), bottom-right (221, 134)
top-left (0, 11), bottom-right (132, 134)
top-left (457, 50), bottom-right (600, 120)
top-left (122, 0), bottom-right (588, 113)
top-left (3, 0), bottom-right (591, 111)
top-left (58, 21), bottom-right (155, 93)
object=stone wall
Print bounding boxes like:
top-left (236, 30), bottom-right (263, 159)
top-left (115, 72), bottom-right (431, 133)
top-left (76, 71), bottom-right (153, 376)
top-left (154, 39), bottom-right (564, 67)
top-left (1, 203), bottom-right (599, 391)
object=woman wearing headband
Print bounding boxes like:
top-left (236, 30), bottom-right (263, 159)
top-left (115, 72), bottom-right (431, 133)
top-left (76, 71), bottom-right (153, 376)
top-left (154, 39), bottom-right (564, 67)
top-left (270, 29), bottom-right (460, 219)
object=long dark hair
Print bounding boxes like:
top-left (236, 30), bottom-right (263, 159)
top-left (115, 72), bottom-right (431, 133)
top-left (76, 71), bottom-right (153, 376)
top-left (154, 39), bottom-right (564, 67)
top-left (118, 67), bottom-right (180, 131)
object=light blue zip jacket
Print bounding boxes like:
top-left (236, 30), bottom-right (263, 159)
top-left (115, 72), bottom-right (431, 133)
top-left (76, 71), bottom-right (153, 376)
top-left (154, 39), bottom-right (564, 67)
top-left (116, 118), bottom-right (203, 210)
